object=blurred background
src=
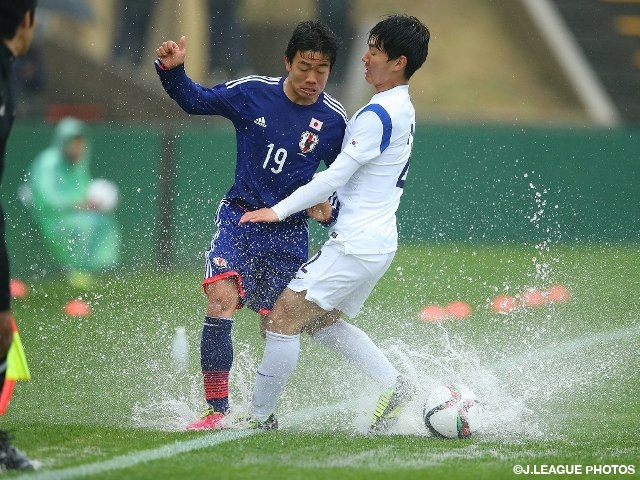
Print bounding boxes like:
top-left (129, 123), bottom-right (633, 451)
top-left (4, 0), bottom-right (639, 279)
top-left (13, 0), bottom-right (640, 125)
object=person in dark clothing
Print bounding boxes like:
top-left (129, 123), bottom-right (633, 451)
top-left (0, 0), bottom-right (38, 471)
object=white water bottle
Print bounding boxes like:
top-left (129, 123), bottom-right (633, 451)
top-left (172, 326), bottom-right (188, 371)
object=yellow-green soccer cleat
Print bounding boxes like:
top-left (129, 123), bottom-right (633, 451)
top-left (229, 413), bottom-right (278, 430)
top-left (369, 376), bottom-right (415, 434)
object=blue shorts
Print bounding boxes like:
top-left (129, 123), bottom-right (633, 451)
top-left (203, 199), bottom-right (309, 314)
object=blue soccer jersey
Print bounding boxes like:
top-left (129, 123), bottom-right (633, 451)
top-left (156, 65), bottom-right (348, 220)
top-left (156, 64), bottom-right (347, 311)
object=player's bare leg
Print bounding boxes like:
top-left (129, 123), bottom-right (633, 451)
top-left (265, 288), bottom-right (334, 336)
top-left (204, 277), bottom-right (239, 318)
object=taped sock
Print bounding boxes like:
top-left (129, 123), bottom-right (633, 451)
top-left (201, 316), bottom-right (233, 413)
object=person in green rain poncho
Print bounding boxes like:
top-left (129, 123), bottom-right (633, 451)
top-left (26, 117), bottom-right (120, 286)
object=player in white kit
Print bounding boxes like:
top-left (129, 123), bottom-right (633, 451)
top-left (239, 14), bottom-right (430, 432)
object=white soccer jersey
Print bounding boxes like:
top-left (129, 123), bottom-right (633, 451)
top-left (273, 84), bottom-right (415, 254)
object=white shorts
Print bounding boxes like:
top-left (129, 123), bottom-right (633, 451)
top-left (288, 243), bottom-right (395, 317)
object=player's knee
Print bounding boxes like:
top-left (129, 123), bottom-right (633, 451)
top-left (265, 310), bottom-right (307, 336)
top-left (205, 280), bottom-right (239, 317)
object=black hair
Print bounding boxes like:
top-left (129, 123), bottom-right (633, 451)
top-left (285, 20), bottom-right (339, 69)
top-left (0, 0), bottom-right (37, 40)
top-left (368, 14), bottom-right (430, 79)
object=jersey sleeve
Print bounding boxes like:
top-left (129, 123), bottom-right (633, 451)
top-left (155, 62), bottom-right (240, 118)
top-left (340, 104), bottom-right (392, 165)
top-left (272, 152), bottom-right (361, 220)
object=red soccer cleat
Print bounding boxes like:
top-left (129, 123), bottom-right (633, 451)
top-left (186, 409), bottom-right (225, 431)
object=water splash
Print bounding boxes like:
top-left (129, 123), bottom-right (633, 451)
top-left (380, 331), bottom-right (541, 440)
top-left (525, 174), bottom-right (562, 286)
top-left (128, 303), bottom-right (639, 441)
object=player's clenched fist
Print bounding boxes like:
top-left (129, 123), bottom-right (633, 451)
top-left (155, 35), bottom-right (186, 69)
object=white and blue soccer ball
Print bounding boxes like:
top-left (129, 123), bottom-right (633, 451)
top-left (88, 178), bottom-right (119, 212)
top-left (423, 384), bottom-right (480, 438)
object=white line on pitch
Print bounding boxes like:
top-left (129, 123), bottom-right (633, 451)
top-left (20, 401), bottom-right (353, 479)
top-left (19, 429), bottom-right (256, 480)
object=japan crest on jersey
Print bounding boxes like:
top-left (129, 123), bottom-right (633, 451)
top-left (299, 131), bottom-right (319, 153)
top-left (212, 257), bottom-right (228, 268)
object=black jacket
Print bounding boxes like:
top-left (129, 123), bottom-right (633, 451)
top-left (0, 42), bottom-right (15, 312)
top-left (0, 42), bottom-right (16, 184)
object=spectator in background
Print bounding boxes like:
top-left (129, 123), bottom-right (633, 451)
top-left (25, 117), bottom-right (121, 288)
top-left (0, 0), bottom-right (38, 470)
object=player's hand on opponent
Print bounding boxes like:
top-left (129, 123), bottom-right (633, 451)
top-left (306, 201), bottom-right (333, 223)
top-left (239, 201), bottom-right (332, 224)
top-left (155, 35), bottom-right (186, 69)
top-left (239, 208), bottom-right (280, 224)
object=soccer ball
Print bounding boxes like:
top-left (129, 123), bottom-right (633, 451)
top-left (423, 384), bottom-right (480, 438)
top-left (88, 178), bottom-right (119, 212)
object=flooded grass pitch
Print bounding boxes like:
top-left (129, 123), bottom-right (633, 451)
top-left (6, 243), bottom-right (639, 476)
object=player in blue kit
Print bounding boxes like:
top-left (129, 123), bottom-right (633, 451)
top-left (154, 21), bottom-right (347, 430)
top-left (239, 14), bottom-right (430, 432)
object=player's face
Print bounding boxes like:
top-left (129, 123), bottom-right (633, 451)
top-left (284, 50), bottom-right (331, 105)
top-left (361, 39), bottom-right (405, 92)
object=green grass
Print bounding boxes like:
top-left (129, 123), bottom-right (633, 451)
top-left (5, 243), bottom-right (640, 479)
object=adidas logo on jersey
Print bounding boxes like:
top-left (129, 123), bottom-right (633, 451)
top-left (254, 117), bottom-right (267, 127)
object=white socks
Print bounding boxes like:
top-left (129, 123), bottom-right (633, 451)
top-left (251, 320), bottom-right (398, 419)
top-left (251, 331), bottom-right (300, 419)
top-left (312, 319), bottom-right (399, 386)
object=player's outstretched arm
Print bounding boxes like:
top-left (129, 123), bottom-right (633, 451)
top-left (155, 35), bottom-right (186, 69)
top-left (239, 208), bottom-right (280, 224)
